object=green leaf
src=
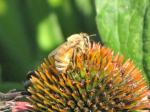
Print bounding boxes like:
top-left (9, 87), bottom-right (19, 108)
top-left (96, 0), bottom-right (150, 83)
top-left (143, 2), bottom-right (150, 83)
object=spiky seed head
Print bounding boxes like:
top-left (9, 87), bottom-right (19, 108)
top-left (27, 42), bottom-right (150, 111)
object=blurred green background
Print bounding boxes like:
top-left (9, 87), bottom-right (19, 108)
top-left (0, 0), bottom-right (98, 91)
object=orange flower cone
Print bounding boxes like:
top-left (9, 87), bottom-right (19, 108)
top-left (26, 41), bottom-right (150, 111)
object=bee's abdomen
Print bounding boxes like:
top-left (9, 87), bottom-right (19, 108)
top-left (54, 48), bottom-right (74, 73)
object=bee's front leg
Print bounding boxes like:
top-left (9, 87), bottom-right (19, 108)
top-left (72, 49), bottom-right (77, 71)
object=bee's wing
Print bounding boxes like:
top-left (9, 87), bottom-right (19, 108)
top-left (48, 40), bottom-right (80, 60)
top-left (48, 42), bottom-right (69, 57)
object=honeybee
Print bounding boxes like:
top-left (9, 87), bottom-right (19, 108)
top-left (48, 33), bottom-right (91, 73)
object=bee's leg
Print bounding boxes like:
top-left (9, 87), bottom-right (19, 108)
top-left (55, 61), bottom-right (68, 73)
top-left (56, 67), bottom-right (66, 74)
top-left (72, 49), bottom-right (76, 70)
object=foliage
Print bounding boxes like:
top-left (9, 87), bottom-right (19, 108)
top-left (96, 0), bottom-right (150, 85)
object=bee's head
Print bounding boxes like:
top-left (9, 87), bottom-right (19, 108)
top-left (80, 33), bottom-right (90, 43)
top-left (67, 33), bottom-right (93, 52)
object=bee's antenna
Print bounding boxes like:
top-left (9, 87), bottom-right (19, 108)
top-left (89, 34), bottom-right (96, 37)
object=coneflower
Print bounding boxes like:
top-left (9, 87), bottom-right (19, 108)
top-left (26, 36), bottom-right (150, 111)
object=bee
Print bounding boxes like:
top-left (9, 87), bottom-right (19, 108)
top-left (48, 33), bottom-right (91, 73)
